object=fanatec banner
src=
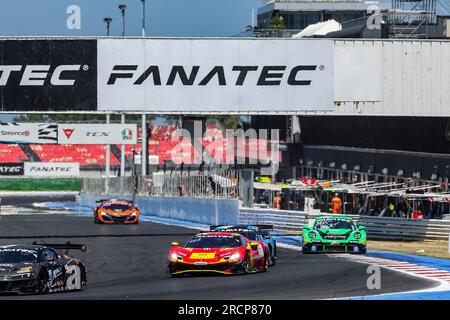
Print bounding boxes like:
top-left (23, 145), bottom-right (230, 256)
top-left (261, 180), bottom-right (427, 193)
top-left (97, 39), bottom-right (334, 112)
top-left (24, 162), bottom-right (80, 177)
top-left (0, 40), bottom-right (97, 111)
top-left (0, 123), bottom-right (58, 144)
top-left (58, 124), bottom-right (137, 145)
top-left (0, 163), bottom-right (24, 176)
top-left (0, 38), bottom-right (334, 113)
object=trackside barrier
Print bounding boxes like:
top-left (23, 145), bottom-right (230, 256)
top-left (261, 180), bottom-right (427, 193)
top-left (239, 208), bottom-right (309, 233)
top-left (79, 193), bottom-right (239, 226)
top-left (239, 208), bottom-right (450, 241)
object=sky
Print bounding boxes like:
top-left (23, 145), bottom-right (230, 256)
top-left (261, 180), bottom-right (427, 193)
top-left (0, 0), bottom-right (263, 37)
top-left (1, 0), bottom-right (449, 37)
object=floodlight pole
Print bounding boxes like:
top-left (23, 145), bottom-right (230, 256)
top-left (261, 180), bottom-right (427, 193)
top-left (141, 0), bottom-right (146, 37)
top-left (119, 4), bottom-right (127, 37)
top-left (103, 17), bottom-right (112, 36)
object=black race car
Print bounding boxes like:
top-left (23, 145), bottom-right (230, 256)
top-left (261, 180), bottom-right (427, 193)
top-left (210, 225), bottom-right (277, 266)
top-left (0, 242), bottom-right (87, 294)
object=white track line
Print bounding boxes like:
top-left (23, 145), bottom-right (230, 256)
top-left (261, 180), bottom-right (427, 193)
top-left (333, 254), bottom-right (450, 298)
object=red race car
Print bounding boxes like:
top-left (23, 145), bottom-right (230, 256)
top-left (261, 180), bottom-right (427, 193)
top-left (167, 232), bottom-right (269, 277)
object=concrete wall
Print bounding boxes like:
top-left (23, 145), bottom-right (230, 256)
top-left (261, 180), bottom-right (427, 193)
top-left (79, 193), bottom-right (239, 225)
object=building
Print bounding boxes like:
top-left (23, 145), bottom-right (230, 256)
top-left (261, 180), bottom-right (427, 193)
top-left (256, 0), bottom-right (450, 39)
top-left (248, 1), bottom-right (450, 188)
top-left (250, 39), bottom-right (450, 188)
top-left (257, 0), bottom-right (390, 33)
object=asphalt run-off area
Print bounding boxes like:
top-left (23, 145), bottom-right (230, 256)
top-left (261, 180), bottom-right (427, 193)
top-left (0, 195), bottom-right (436, 300)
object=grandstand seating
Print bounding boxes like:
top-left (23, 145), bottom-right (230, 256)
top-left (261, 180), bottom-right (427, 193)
top-left (149, 124), bottom-right (177, 141)
top-left (0, 125), bottom-right (276, 167)
top-left (30, 145), bottom-right (120, 166)
top-left (0, 144), bottom-right (28, 162)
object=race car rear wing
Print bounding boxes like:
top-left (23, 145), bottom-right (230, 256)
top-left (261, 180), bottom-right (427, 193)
top-left (252, 224), bottom-right (274, 231)
top-left (32, 241), bottom-right (87, 254)
top-left (96, 199), bottom-right (133, 204)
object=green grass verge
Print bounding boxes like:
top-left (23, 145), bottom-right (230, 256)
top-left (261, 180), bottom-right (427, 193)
top-left (0, 178), bottom-right (81, 191)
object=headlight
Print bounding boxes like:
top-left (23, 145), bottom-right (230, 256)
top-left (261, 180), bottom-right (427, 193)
top-left (169, 253), bottom-right (178, 263)
top-left (354, 232), bottom-right (361, 239)
top-left (228, 253), bottom-right (241, 263)
top-left (308, 232), bottom-right (316, 238)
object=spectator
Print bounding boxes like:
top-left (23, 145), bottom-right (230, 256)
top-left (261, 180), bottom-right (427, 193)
top-left (274, 192), bottom-right (283, 210)
top-left (331, 193), bottom-right (342, 214)
top-left (177, 183), bottom-right (185, 196)
top-left (207, 176), bottom-right (216, 197)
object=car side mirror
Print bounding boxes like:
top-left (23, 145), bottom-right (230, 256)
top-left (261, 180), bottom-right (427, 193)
top-left (359, 226), bottom-right (366, 231)
top-left (171, 242), bottom-right (179, 246)
top-left (263, 235), bottom-right (271, 240)
top-left (302, 225), bottom-right (310, 231)
top-left (46, 256), bottom-right (55, 262)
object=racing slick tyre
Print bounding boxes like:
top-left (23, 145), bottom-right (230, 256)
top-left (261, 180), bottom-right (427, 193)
top-left (94, 212), bottom-right (103, 224)
top-left (270, 244), bottom-right (277, 266)
top-left (37, 271), bottom-right (49, 294)
top-left (263, 252), bottom-right (270, 272)
top-left (167, 267), bottom-right (181, 278)
top-left (242, 253), bottom-right (251, 274)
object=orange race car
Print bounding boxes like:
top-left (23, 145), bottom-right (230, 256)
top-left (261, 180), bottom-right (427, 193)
top-left (93, 199), bottom-right (139, 224)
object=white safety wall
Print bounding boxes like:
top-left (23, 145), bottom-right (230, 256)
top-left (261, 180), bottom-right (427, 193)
top-left (333, 40), bottom-right (450, 117)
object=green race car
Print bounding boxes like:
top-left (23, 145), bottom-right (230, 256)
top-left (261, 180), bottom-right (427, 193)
top-left (302, 215), bottom-right (367, 254)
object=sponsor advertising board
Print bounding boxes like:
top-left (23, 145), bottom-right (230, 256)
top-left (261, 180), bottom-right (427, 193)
top-left (0, 40), bottom-right (97, 111)
top-left (0, 123), bottom-right (58, 144)
top-left (97, 39), bottom-right (334, 112)
top-left (24, 162), bottom-right (80, 177)
top-left (0, 38), bottom-right (334, 113)
top-left (58, 124), bottom-right (137, 144)
top-left (0, 163), bottom-right (24, 176)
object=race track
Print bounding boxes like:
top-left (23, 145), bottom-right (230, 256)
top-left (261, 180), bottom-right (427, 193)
top-left (0, 200), bottom-right (436, 300)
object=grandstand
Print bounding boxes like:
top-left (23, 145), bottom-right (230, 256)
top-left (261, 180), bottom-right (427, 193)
top-left (0, 144), bottom-right (28, 163)
top-left (0, 124), bottom-right (275, 170)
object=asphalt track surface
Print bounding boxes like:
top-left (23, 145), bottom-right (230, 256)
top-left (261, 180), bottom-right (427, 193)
top-left (0, 197), bottom-right (436, 299)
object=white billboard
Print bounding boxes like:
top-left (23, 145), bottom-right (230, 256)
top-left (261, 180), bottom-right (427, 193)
top-left (97, 39), bottom-right (334, 112)
top-left (24, 162), bottom-right (80, 177)
top-left (58, 124), bottom-right (137, 145)
top-left (0, 123), bottom-right (58, 144)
